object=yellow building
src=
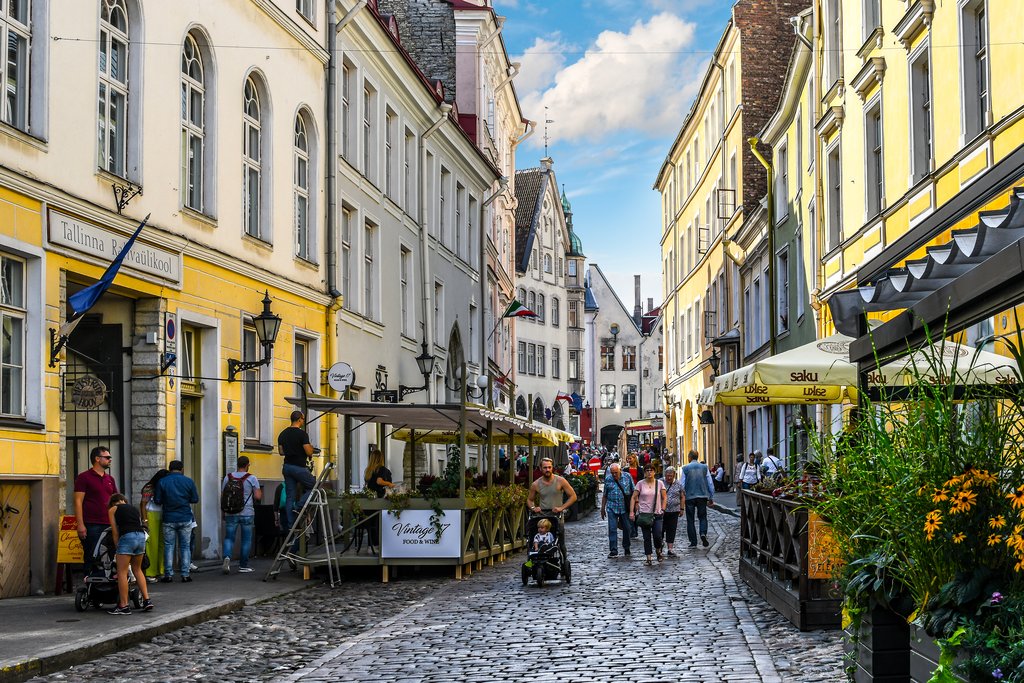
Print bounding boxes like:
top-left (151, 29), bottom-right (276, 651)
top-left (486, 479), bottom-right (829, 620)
top-left (655, 0), bottom-right (810, 469)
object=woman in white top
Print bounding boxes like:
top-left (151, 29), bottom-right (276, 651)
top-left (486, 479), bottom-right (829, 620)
top-left (739, 453), bottom-right (761, 489)
top-left (629, 465), bottom-right (667, 565)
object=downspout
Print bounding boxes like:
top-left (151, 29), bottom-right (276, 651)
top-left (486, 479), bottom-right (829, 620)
top-left (419, 102), bottom-right (453, 401)
top-left (479, 15), bottom-right (504, 49)
top-left (480, 177), bottom-right (509, 373)
top-left (494, 62), bottom-right (520, 93)
top-left (749, 136), bottom-right (779, 456)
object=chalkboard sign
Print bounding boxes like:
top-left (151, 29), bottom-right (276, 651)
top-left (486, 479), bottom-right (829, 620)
top-left (627, 435), bottom-right (640, 451)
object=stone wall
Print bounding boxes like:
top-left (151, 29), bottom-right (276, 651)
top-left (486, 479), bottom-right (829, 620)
top-left (378, 0), bottom-right (457, 103)
top-left (131, 297), bottom-right (168, 497)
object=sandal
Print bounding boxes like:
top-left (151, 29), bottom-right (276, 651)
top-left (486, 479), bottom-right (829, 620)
top-left (656, 550), bottom-right (664, 562)
top-left (644, 556), bottom-right (653, 566)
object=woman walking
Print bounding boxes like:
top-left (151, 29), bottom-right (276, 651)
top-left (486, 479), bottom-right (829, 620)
top-left (630, 465), bottom-right (667, 565)
top-left (739, 453), bottom-right (761, 490)
top-left (140, 469), bottom-right (169, 582)
top-left (107, 493), bottom-right (153, 615)
top-left (662, 466), bottom-right (685, 557)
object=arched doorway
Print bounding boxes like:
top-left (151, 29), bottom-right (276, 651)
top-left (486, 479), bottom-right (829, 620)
top-left (600, 424), bottom-right (623, 450)
top-left (515, 395), bottom-right (527, 417)
top-left (551, 402), bottom-right (564, 430)
top-left (532, 397), bottom-right (546, 423)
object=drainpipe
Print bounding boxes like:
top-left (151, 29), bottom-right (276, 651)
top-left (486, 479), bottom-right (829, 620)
top-left (480, 177), bottom-right (509, 373)
top-left (479, 15), bottom-right (504, 49)
top-left (336, 0), bottom-right (367, 31)
top-left (494, 62), bottom-right (520, 93)
top-left (419, 102), bottom-right (453, 401)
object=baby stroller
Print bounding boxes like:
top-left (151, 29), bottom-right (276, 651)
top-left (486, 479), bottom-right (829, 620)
top-left (74, 527), bottom-right (142, 612)
top-left (521, 512), bottom-right (571, 587)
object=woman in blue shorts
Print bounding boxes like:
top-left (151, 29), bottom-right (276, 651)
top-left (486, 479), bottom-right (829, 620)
top-left (107, 493), bottom-right (153, 615)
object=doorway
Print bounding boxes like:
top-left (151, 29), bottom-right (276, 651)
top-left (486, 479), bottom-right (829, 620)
top-left (180, 396), bottom-right (202, 545)
top-left (0, 483), bottom-right (31, 598)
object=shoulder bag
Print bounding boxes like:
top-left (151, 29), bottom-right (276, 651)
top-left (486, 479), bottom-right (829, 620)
top-left (636, 480), bottom-right (659, 528)
top-left (612, 477), bottom-right (630, 530)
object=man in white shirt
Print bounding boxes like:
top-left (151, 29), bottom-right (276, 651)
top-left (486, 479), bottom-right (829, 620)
top-left (762, 448), bottom-right (784, 478)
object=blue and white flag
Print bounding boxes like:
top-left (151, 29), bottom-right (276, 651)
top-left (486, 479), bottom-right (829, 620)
top-left (58, 214), bottom-right (150, 338)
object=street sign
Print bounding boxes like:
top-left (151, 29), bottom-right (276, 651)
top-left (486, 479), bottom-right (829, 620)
top-left (372, 390), bottom-right (398, 403)
top-left (327, 362), bottom-right (355, 393)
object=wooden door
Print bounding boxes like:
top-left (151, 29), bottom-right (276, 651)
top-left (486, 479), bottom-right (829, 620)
top-left (180, 397), bottom-right (201, 534)
top-left (0, 483), bottom-right (31, 599)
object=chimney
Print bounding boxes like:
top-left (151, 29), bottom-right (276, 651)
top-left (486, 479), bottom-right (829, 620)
top-left (540, 157), bottom-right (553, 171)
top-left (647, 297), bottom-right (653, 313)
top-left (633, 275), bottom-right (642, 326)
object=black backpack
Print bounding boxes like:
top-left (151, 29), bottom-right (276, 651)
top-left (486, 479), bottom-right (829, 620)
top-left (220, 473), bottom-right (251, 514)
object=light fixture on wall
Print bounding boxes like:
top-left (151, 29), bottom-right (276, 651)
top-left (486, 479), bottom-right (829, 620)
top-left (227, 291), bottom-right (282, 382)
top-left (399, 341), bottom-right (436, 399)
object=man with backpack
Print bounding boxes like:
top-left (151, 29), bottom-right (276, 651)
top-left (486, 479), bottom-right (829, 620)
top-left (221, 456), bottom-right (262, 574)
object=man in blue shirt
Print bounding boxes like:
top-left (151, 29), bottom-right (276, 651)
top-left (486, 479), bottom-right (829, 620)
top-left (681, 450), bottom-right (715, 548)
top-left (155, 460), bottom-right (199, 582)
top-left (600, 463), bottom-right (635, 558)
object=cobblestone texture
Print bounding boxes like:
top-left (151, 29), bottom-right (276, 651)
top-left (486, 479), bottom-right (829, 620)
top-left (30, 509), bottom-right (844, 682)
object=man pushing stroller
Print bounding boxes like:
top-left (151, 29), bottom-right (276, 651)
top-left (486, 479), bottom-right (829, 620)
top-left (526, 457), bottom-right (578, 554)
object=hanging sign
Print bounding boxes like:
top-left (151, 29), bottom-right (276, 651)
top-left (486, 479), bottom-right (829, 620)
top-left (327, 362), bottom-right (355, 393)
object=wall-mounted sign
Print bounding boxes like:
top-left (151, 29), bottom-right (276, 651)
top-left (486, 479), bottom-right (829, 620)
top-left (327, 362), bottom-right (355, 393)
top-left (380, 509), bottom-right (461, 559)
top-left (47, 209), bottom-right (182, 284)
top-left (71, 376), bottom-right (107, 409)
top-left (372, 390), bottom-right (398, 403)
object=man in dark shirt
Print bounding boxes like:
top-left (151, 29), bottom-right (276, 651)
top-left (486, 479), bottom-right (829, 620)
top-left (279, 410), bottom-right (315, 529)
top-left (73, 446), bottom-right (118, 574)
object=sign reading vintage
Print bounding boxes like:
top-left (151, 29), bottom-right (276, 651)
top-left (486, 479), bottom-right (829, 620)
top-left (48, 209), bottom-right (182, 284)
top-left (380, 509), bottom-right (461, 559)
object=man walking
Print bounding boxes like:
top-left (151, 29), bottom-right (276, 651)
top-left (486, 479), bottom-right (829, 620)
top-left (681, 450), bottom-right (715, 548)
top-left (279, 410), bottom-right (315, 529)
top-left (221, 456), bottom-right (261, 574)
top-left (600, 463), bottom-right (635, 558)
top-left (73, 446), bottom-right (118, 574)
top-left (155, 460), bottom-right (199, 582)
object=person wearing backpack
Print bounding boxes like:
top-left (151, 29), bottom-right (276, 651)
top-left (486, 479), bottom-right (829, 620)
top-left (221, 456), bottom-right (262, 574)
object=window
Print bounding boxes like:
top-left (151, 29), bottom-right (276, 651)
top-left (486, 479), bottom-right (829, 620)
top-left (777, 247), bottom-right (789, 333)
top-left (775, 142), bottom-right (788, 220)
top-left (825, 0), bottom-right (841, 87)
top-left (601, 345), bottom-right (615, 371)
top-left (527, 343), bottom-right (536, 375)
top-left (568, 350), bottom-right (579, 380)
top-left (863, 0), bottom-right (880, 39)
top-left (296, 0), bottom-right (314, 21)
top-left (1, 0), bottom-right (30, 131)
top-left (537, 345), bottom-right (545, 377)
top-left (181, 33), bottom-right (206, 212)
top-left (0, 255), bottom-right (25, 416)
top-left (294, 114), bottom-right (312, 260)
top-left (341, 206), bottom-right (353, 310)
top-left (242, 326), bottom-right (261, 440)
top-left (518, 287), bottom-right (526, 305)
top-left (98, 0), bottom-right (129, 177)
top-left (439, 167), bottom-right (450, 244)
top-left (527, 291), bottom-right (536, 319)
top-left (865, 101), bottom-right (883, 217)
top-left (385, 108), bottom-right (395, 198)
top-left (536, 294), bottom-right (545, 323)
top-left (600, 384), bottom-right (616, 409)
top-left (518, 341), bottom-right (526, 374)
top-left (404, 128), bottom-right (415, 211)
top-left (294, 338), bottom-right (308, 389)
top-left (543, 254), bottom-right (552, 273)
top-left (568, 259), bottom-right (577, 277)
top-left (364, 220), bottom-right (377, 320)
top-left (910, 49), bottom-right (932, 183)
top-left (362, 82), bottom-right (375, 179)
top-left (400, 246), bottom-right (412, 336)
top-left (551, 297), bottom-right (560, 327)
top-left (827, 145), bottom-right (842, 250)
top-left (552, 347), bottom-right (560, 379)
top-left (622, 346), bottom-right (636, 371)
top-left (434, 282), bottom-right (444, 344)
top-left (242, 76), bottom-right (264, 240)
top-left (658, 345), bottom-right (663, 370)
top-left (341, 61), bottom-right (352, 160)
top-left (455, 183), bottom-right (465, 259)
top-left (568, 300), bottom-right (579, 328)
top-left (468, 195), bottom-right (477, 267)
top-left (795, 230), bottom-right (806, 321)
top-left (556, 258), bottom-right (563, 278)
top-left (961, 1), bottom-right (989, 139)
top-left (795, 106), bottom-right (803, 175)
top-left (622, 385), bottom-right (637, 409)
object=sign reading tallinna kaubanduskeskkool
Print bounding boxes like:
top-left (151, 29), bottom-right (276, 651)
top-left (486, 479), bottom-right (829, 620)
top-left (380, 509), bottom-right (461, 559)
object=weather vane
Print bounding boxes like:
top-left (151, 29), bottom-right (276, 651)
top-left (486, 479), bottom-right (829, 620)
top-left (544, 106), bottom-right (554, 157)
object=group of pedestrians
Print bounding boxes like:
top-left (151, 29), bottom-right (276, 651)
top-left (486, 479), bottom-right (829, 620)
top-left (601, 450), bottom-right (716, 564)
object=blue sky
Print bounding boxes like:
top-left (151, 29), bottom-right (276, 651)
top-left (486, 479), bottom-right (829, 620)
top-left (494, 0), bottom-right (733, 309)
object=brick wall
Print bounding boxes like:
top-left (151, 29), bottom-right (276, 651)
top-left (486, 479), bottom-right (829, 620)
top-left (378, 0), bottom-right (457, 104)
top-left (734, 0), bottom-right (810, 211)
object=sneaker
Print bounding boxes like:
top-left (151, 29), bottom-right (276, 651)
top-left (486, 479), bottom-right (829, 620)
top-left (607, 551), bottom-right (619, 558)
top-left (667, 550), bottom-right (677, 557)
top-left (222, 558), bottom-right (231, 575)
top-left (189, 563), bottom-right (199, 572)
top-left (108, 604), bottom-right (132, 615)
top-left (181, 575), bottom-right (193, 583)
top-left (688, 543), bottom-right (697, 548)
top-left (238, 566), bottom-right (254, 573)
top-left (141, 599), bottom-right (154, 612)
top-left (159, 576), bottom-right (173, 583)
top-left (146, 576), bottom-right (158, 583)
top-left (701, 535), bottom-right (709, 547)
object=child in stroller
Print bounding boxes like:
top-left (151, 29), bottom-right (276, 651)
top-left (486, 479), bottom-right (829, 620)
top-left (74, 525), bottom-right (142, 613)
top-left (521, 513), bottom-right (571, 587)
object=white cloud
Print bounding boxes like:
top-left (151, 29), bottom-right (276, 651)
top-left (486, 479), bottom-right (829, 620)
top-left (514, 36), bottom-right (569, 94)
top-left (518, 13), bottom-right (703, 145)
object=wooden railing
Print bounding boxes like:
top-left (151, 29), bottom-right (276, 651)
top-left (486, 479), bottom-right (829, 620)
top-left (739, 490), bottom-right (841, 631)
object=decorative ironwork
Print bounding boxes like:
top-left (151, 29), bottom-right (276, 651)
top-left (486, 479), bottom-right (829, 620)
top-left (111, 180), bottom-right (143, 215)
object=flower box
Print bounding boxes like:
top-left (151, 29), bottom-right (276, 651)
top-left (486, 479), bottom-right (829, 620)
top-left (908, 624), bottom-right (966, 683)
top-left (843, 606), bottom-right (910, 683)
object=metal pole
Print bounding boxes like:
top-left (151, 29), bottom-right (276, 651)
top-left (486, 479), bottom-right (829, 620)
top-left (459, 362), bottom-right (468, 501)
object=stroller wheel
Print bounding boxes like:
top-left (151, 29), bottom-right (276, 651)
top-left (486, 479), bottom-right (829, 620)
top-left (74, 586), bottom-right (89, 612)
top-left (562, 558), bottom-right (572, 585)
top-left (534, 565), bottom-right (545, 588)
top-left (130, 588), bottom-right (142, 609)
top-left (521, 565), bottom-right (529, 586)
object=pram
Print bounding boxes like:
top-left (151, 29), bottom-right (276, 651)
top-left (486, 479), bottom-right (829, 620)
top-left (74, 527), bottom-right (142, 612)
top-left (520, 512), bottom-right (571, 587)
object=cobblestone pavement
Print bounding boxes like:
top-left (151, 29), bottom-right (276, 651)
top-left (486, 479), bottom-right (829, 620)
top-left (31, 509), bottom-right (844, 683)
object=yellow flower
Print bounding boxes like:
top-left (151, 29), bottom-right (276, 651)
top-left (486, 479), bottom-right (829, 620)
top-left (950, 489), bottom-right (978, 514)
top-left (952, 532), bottom-right (966, 544)
top-left (1008, 486), bottom-right (1024, 510)
top-left (944, 474), bottom-right (966, 488)
top-left (972, 469), bottom-right (997, 486)
top-left (924, 516), bottom-right (942, 539)
top-left (931, 489), bottom-right (949, 503)
top-left (987, 534), bottom-right (1002, 547)
top-left (926, 509), bottom-right (943, 522)
top-left (1015, 558), bottom-right (1024, 573)
top-left (989, 516), bottom-right (1007, 529)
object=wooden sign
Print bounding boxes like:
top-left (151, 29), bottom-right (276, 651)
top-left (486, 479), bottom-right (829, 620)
top-left (807, 511), bottom-right (842, 580)
top-left (57, 515), bottom-right (84, 564)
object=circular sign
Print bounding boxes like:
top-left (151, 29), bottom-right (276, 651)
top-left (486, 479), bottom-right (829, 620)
top-left (71, 376), bottom-right (108, 409)
top-left (165, 316), bottom-right (176, 341)
top-left (327, 362), bottom-right (355, 393)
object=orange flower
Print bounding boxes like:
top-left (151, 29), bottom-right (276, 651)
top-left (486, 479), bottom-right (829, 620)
top-left (949, 489), bottom-right (978, 514)
top-left (1008, 486), bottom-right (1024, 510)
top-left (931, 489), bottom-right (949, 503)
top-left (924, 515), bottom-right (942, 539)
top-left (989, 516), bottom-right (1007, 529)
top-left (1015, 558), bottom-right (1024, 573)
top-left (987, 534), bottom-right (1002, 547)
top-left (952, 532), bottom-right (966, 544)
top-left (972, 469), bottom-right (997, 486)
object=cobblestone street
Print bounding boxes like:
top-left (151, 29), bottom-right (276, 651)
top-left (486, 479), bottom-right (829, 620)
top-left (31, 510), bottom-right (843, 683)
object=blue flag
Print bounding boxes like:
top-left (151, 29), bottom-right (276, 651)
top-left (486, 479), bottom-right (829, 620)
top-left (570, 392), bottom-right (583, 412)
top-left (60, 214), bottom-right (149, 336)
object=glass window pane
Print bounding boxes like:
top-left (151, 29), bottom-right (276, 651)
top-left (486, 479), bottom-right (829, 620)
top-left (1, 257), bottom-right (24, 307)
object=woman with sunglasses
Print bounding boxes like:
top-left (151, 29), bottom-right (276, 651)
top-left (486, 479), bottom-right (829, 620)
top-left (629, 464), bottom-right (667, 565)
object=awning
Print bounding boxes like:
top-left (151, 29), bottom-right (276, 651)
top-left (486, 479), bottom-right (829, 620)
top-left (623, 418), bottom-right (664, 433)
top-left (287, 397), bottom-right (576, 446)
top-left (710, 334), bottom-right (1017, 406)
top-left (696, 387), bottom-right (716, 406)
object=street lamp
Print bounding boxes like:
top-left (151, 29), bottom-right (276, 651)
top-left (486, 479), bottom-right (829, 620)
top-left (709, 348), bottom-right (721, 379)
top-left (444, 366), bottom-right (489, 399)
top-left (227, 291), bottom-right (282, 382)
top-left (399, 341), bottom-right (436, 399)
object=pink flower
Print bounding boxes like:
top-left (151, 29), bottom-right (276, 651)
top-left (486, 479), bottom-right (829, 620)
top-left (991, 592), bottom-right (1004, 604)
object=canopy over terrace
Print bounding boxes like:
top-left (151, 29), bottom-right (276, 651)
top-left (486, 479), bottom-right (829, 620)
top-left (709, 334), bottom-right (1017, 406)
